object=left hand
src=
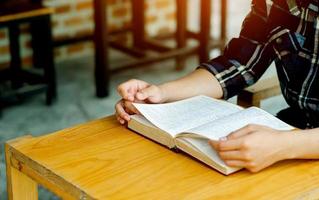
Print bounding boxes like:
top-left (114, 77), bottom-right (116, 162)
top-left (210, 124), bottom-right (291, 173)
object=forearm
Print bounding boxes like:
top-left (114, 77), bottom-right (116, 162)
top-left (281, 129), bottom-right (319, 160)
top-left (158, 68), bottom-right (223, 102)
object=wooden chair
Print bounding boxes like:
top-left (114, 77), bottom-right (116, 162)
top-left (237, 76), bottom-right (281, 108)
top-left (0, 0), bottom-right (56, 109)
top-left (54, 0), bottom-right (227, 97)
top-left (101, 0), bottom-right (227, 97)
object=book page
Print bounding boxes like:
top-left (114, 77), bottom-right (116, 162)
top-left (185, 107), bottom-right (294, 140)
top-left (178, 137), bottom-right (228, 167)
top-left (133, 95), bottom-right (242, 136)
top-left (129, 115), bottom-right (176, 148)
top-left (176, 137), bottom-right (240, 174)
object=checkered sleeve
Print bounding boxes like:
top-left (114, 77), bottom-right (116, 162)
top-left (200, 0), bottom-right (276, 99)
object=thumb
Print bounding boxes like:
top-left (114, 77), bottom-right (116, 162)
top-left (136, 85), bottom-right (161, 102)
top-left (209, 140), bottom-right (220, 151)
top-left (227, 124), bottom-right (256, 140)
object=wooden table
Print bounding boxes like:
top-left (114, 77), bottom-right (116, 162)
top-left (6, 116), bottom-right (319, 199)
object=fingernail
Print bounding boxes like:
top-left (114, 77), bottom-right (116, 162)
top-left (120, 119), bottom-right (125, 124)
top-left (219, 137), bottom-right (227, 141)
top-left (124, 115), bottom-right (130, 121)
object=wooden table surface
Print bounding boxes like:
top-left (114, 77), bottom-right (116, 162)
top-left (5, 116), bottom-right (319, 200)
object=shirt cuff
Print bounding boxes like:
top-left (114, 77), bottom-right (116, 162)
top-left (197, 63), bottom-right (230, 100)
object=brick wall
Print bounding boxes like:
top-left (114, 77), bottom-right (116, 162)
top-left (0, 0), bottom-right (176, 67)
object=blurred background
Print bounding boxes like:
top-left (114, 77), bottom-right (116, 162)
top-left (0, 0), bottom-right (288, 199)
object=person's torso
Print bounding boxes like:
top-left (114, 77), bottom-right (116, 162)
top-left (266, 0), bottom-right (319, 114)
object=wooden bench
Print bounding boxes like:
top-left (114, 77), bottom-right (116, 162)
top-left (237, 76), bottom-right (281, 108)
top-left (5, 116), bottom-right (319, 199)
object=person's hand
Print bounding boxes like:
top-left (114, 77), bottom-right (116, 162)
top-left (209, 124), bottom-right (291, 173)
top-left (115, 79), bottom-right (166, 124)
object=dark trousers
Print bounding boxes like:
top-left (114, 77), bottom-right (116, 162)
top-left (276, 107), bottom-right (319, 129)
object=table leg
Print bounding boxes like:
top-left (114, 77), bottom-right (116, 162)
top-left (93, 0), bottom-right (109, 97)
top-left (199, 0), bottom-right (212, 63)
top-left (6, 147), bottom-right (38, 200)
top-left (175, 0), bottom-right (187, 70)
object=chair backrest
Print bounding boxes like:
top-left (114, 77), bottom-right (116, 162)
top-left (0, 0), bottom-right (43, 15)
top-left (0, 0), bottom-right (42, 4)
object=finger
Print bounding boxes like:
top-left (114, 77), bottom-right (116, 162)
top-left (127, 87), bottom-right (137, 101)
top-left (136, 85), bottom-right (160, 102)
top-left (219, 138), bottom-right (244, 151)
top-left (117, 84), bottom-right (134, 101)
top-left (209, 140), bottom-right (219, 150)
top-left (224, 160), bottom-right (247, 168)
top-left (118, 116), bottom-right (126, 125)
top-left (115, 103), bottom-right (129, 121)
top-left (124, 101), bottom-right (140, 115)
top-left (219, 150), bottom-right (247, 161)
top-left (117, 79), bottom-right (150, 101)
top-left (115, 113), bottom-right (126, 125)
top-left (115, 100), bottom-right (130, 121)
top-left (227, 124), bottom-right (257, 140)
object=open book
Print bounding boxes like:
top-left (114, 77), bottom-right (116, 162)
top-left (128, 95), bottom-right (293, 175)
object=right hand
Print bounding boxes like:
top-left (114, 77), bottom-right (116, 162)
top-left (115, 79), bottom-right (166, 124)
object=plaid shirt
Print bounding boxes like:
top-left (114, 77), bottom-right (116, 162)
top-left (201, 0), bottom-right (319, 114)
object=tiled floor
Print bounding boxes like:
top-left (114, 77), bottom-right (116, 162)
top-left (0, 1), bottom-right (289, 199)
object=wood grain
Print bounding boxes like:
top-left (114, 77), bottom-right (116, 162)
top-left (6, 116), bottom-right (319, 199)
top-left (5, 137), bottom-right (38, 200)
